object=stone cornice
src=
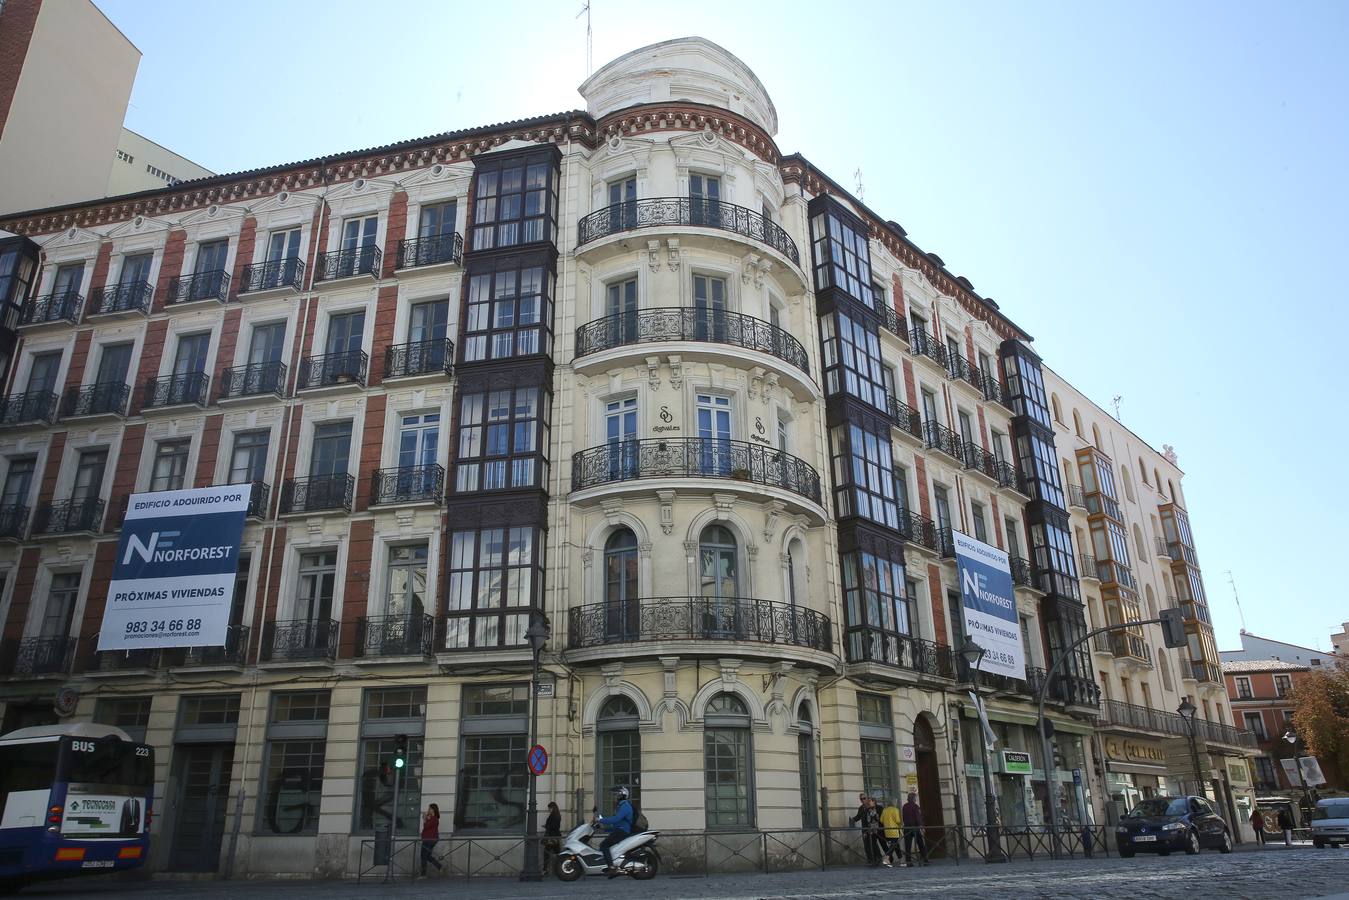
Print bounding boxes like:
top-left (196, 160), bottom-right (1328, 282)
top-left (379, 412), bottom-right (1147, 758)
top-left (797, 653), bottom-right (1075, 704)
top-left (594, 102), bottom-right (781, 166)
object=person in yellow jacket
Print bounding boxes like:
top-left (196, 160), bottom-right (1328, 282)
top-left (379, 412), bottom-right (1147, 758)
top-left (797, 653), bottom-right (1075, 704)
top-left (879, 798), bottom-right (903, 868)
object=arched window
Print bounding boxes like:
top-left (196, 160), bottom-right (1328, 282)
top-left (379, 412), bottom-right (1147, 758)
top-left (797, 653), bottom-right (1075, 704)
top-left (1132, 524), bottom-right (1148, 562)
top-left (1072, 409), bottom-right (1084, 438)
top-left (1159, 651), bottom-right (1174, 692)
top-left (1091, 423), bottom-right (1102, 448)
top-left (1168, 479), bottom-right (1178, 503)
top-left (699, 525), bottom-right (739, 600)
top-left (797, 702), bottom-right (818, 828)
top-left (1139, 459), bottom-right (1149, 487)
top-left (1153, 468), bottom-right (1162, 492)
top-left (597, 694), bottom-right (642, 811)
top-left (1120, 466), bottom-right (1136, 503)
top-left (1145, 584), bottom-right (1157, 619)
top-left (704, 693), bottom-right (753, 828)
top-left (1051, 393), bottom-right (1063, 423)
top-left (604, 528), bottom-right (639, 640)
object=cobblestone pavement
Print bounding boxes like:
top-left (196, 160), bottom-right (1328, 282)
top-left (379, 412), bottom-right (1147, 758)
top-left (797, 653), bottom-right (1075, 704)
top-left (24, 845), bottom-right (1349, 899)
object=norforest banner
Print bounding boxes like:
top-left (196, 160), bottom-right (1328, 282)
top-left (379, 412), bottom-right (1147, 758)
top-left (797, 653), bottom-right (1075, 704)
top-left (954, 530), bottom-right (1025, 680)
top-left (97, 484), bottom-right (250, 651)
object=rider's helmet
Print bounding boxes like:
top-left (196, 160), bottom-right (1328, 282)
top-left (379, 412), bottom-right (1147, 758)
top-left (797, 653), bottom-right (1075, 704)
top-left (613, 785), bottom-right (630, 800)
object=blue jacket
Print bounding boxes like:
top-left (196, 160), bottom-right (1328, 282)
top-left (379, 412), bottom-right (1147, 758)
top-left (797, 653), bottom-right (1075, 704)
top-left (599, 798), bottom-right (634, 833)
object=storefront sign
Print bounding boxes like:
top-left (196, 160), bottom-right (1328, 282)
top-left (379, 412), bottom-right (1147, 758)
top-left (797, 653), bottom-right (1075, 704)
top-left (98, 484), bottom-right (250, 650)
top-left (954, 531), bottom-right (1024, 679)
top-left (1002, 750), bottom-right (1032, 775)
top-left (1103, 737), bottom-right (1168, 766)
top-left (1227, 760), bottom-right (1250, 786)
top-left (964, 763), bottom-right (986, 777)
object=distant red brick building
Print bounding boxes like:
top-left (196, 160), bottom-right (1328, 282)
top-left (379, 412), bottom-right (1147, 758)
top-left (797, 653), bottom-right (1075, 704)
top-left (1222, 659), bottom-right (1345, 794)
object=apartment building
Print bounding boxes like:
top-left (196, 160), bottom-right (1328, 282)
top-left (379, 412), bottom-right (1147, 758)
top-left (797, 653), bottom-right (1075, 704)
top-left (0, 37), bottom-right (1253, 876)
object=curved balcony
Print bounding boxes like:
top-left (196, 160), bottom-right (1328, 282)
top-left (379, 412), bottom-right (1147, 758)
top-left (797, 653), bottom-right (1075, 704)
top-left (578, 198), bottom-right (799, 266)
top-left (567, 597), bottom-right (833, 665)
top-left (571, 438), bottom-right (823, 511)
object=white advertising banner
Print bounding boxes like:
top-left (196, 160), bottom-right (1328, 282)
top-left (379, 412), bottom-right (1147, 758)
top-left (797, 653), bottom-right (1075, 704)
top-left (97, 484), bottom-right (250, 651)
top-left (954, 530), bottom-right (1025, 680)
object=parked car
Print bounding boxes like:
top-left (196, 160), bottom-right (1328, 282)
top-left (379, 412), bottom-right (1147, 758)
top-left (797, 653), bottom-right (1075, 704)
top-left (1115, 795), bottom-right (1233, 857)
top-left (1312, 798), bottom-right (1349, 848)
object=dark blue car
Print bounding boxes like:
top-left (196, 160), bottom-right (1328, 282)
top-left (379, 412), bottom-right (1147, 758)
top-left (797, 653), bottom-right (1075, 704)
top-left (1116, 795), bottom-right (1233, 857)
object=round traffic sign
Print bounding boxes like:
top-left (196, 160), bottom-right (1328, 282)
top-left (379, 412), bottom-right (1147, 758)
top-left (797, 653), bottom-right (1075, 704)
top-left (528, 744), bottom-right (548, 775)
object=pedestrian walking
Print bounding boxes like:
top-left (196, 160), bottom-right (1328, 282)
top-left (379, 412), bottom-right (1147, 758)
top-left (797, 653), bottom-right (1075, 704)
top-left (420, 803), bottom-right (443, 876)
top-left (879, 797), bottom-right (902, 867)
top-left (849, 793), bottom-right (875, 865)
top-left (542, 801), bottom-right (562, 875)
top-left (902, 791), bottom-right (929, 866)
top-left (1277, 807), bottom-right (1293, 846)
top-left (1249, 806), bottom-right (1266, 846)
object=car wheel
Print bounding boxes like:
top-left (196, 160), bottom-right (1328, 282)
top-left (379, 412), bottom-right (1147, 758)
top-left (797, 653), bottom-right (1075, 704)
top-left (1184, 830), bottom-right (1200, 855)
top-left (1119, 848), bottom-right (1135, 859)
top-left (1220, 831), bottom-right (1232, 854)
top-left (555, 856), bottom-right (584, 882)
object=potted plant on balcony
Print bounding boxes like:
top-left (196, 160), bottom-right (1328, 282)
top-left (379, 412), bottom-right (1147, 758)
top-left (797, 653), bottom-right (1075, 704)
top-left (730, 467), bottom-right (752, 481)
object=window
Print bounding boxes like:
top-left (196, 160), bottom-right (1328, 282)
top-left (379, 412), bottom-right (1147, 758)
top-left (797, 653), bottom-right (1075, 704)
top-left (266, 228), bottom-right (302, 263)
top-left (597, 695), bottom-right (641, 811)
top-left (820, 311), bottom-right (888, 411)
top-left (384, 544), bottom-right (429, 622)
top-left (26, 351), bottom-right (61, 393)
top-left (93, 696), bottom-right (151, 743)
top-left (1, 457), bottom-right (36, 510)
top-left (829, 424), bottom-right (898, 529)
top-left (95, 342), bottom-right (133, 387)
top-left (704, 693), bottom-right (753, 828)
top-left (53, 262), bottom-right (85, 298)
top-left (1005, 517), bottom-right (1022, 559)
top-left (604, 396), bottom-right (637, 480)
top-left (798, 702), bottom-right (818, 828)
top-left (397, 412), bottom-right (440, 472)
top-left (692, 273), bottom-right (728, 341)
top-left (1275, 674), bottom-right (1292, 697)
top-left (119, 252), bottom-right (153, 287)
top-left (1001, 348), bottom-right (1051, 429)
top-left (293, 551), bottom-right (336, 627)
top-left (469, 153), bottom-right (558, 251)
top-left (1015, 427), bottom-right (1066, 509)
top-left (809, 205), bottom-right (872, 306)
top-left (462, 259), bottom-right (554, 361)
top-left (357, 687), bottom-right (426, 833)
top-left (146, 440), bottom-right (189, 494)
top-left (39, 572), bottom-right (79, 640)
top-left (971, 502), bottom-right (988, 543)
top-left (72, 448), bottom-right (107, 502)
top-left (689, 173), bottom-right (721, 227)
top-left (456, 685), bottom-right (527, 831)
top-left (603, 529), bottom-right (639, 640)
top-left (841, 549), bottom-right (911, 665)
top-left (1159, 650), bottom-right (1174, 692)
top-left (695, 394), bottom-right (732, 474)
top-left (228, 430), bottom-right (270, 485)
top-left (698, 525), bottom-right (739, 602)
top-left (608, 176), bottom-right (637, 229)
top-left (1244, 711), bottom-right (1266, 740)
top-left (418, 200), bottom-right (458, 239)
top-left (260, 691), bottom-right (330, 835)
top-left (858, 694), bottom-right (895, 801)
top-left (181, 694), bottom-right (240, 726)
top-left (453, 386), bottom-right (547, 492)
top-left (445, 527), bottom-right (542, 649)
top-left (604, 277), bottom-right (639, 344)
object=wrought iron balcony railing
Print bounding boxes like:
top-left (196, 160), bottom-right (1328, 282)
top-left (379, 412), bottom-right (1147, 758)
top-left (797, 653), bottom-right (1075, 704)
top-left (994, 460), bottom-right (1020, 491)
top-left (142, 371), bottom-right (209, 410)
top-left (89, 281), bottom-right (152, 316)
top-left (875, 300), bottom-right (906, 339)
top-left (61, 381), bottom-right (130, 418)
top-left (1189, 660), bottom-right (1222, 684)
top-left (0, 504), bottom-right (29, 540)
top-left (21, 290), bottom-right (82, 326)
top-left (1067, 482), bottom-right (1087, 510)
top-left (1155, 536), bottom-right (1170, 558)
top-left (1168, 540), bottom-right (1199, 568)
top-left (962, 442), bottom-right (999, 480)
top-left (1084, 488), bottom-right (1123, 523)
top-left (384, 339), bottom-right (453, 380)
top-left (167, 269), bottom-right (231, 305)
top-left (1097, 558), bottom-right (1139, 590)
top-left (577, 197), bottom-right (800, 265)
top-left (568, 597), bottom-right (831, 652)
top-left (1078, 553), bottom-right (1099, 579)
top-left (844, 628), bottom-right (954, 678)
top-left (574, 308), bottom-right (809, 376)
top-left (260, 619), bottom-right (338, 663)
top-left (33, 498), bottom-right (104, 535)
top-left (397, 233), bottom-right (463, 269)
top-left (947, 351), bottom-right (982, 391)
top-left (370, 465), bottom-right (444, 506)
top-left (0, 636), bottom-right (76, 677)
top-left (1009, 556), bottom-right (1033, 587)
top-left (279, 473), bottom-right (354, 514)
top-left (1098, 699), bottom-right (1256, 747)
top-left (935, 525), bottom-right (956, 558)
top-left (909, 328), bottom-right (948, 367)
top-left (82, 635), bottom-right (162, 673)
top-left (240, 257), bottom-right (305, 294)
top-left (235, 481), bottom-right (270, 518)
top-left (355, 613), bottom-right (435, 658)
top-left (298, 350), bottom-right (367, 389)
top-left (0, 390), bottom-right (59, 425)
top-left (317, 245), bottom-right (382, 281)
top-left (570, 438), bottom-right (822, 505)
top-left (218, 361), bottom-right (287, 401)
top-left (886, 395), bottom-right (922, 440)
top-left (170, 625), bottom-right (251, 667)
top-left (897, 509), bottom-right (940, 553)
top-left (922, 420), bottom-right (963, 461)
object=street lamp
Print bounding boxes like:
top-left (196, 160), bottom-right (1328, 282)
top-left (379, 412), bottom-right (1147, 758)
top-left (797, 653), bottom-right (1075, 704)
top-left (519, 613), bottom-right (551, 882)
top-left (1177, 699), bottom-right (1205, 798)
top-left (961, 636), bottom-right (1006, 863)
top-left (1283, 729), bottom-right (1315, 825)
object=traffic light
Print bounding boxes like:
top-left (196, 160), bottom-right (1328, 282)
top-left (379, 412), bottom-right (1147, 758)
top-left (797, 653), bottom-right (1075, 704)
top-left (1159, 607), bottom-right (1187, 649)
top-left (394, 733), bottom-right (408, 770)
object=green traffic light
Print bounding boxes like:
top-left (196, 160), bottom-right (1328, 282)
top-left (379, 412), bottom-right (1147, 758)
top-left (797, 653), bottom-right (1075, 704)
top-left (394, 757), bottom-right (405, 768)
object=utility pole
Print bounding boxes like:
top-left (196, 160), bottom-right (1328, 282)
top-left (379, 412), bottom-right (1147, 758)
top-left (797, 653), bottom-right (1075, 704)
top-left (577, 3), bottom-right (593, 77)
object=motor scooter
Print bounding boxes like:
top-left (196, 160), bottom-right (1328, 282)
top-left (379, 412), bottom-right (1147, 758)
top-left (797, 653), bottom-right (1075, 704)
top-left (554, 815), bottom-right (659, 881)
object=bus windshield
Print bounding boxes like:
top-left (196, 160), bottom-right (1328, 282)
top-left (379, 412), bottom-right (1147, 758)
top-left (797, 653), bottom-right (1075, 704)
top-left (62, 739), bottom-right (153, 790)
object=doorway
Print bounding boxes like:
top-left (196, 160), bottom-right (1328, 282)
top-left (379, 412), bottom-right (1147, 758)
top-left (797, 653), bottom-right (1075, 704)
top-left (914, 716), bottom-right (946, 855)
top-left (168, 744), bottom-right (235, 871)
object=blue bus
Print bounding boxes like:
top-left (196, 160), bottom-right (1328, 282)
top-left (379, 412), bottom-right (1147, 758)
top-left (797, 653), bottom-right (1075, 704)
top-left (0, 723), bottom-right (154, 892)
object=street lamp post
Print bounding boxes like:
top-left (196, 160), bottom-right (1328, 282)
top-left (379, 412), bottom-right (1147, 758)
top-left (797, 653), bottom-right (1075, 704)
top-left (519, 614), bottom-right (551, 882)
top-left (1283, 729), bottom-right (1314, 826)
top-left (961, 636), bottom-right (1006, 864)
top-left (1177, 700), bottom-right (1205, 798)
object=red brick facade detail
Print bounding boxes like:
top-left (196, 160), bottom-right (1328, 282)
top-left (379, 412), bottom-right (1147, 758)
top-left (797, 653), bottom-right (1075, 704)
top-left (133, 320), bottom-right (170, 392)
top-left (356, 394), bottom-right (387, 510)
top-left (79, 542), bottom-right (119, 641)
top-left (228, 217), bottom-right (257, 301)
top-left (194, 415), bottom-right (223, 487)
top-left (151, 229), bottom-right (187, 313)
top-left (976, 406), bottom-right (990, 451)
top-left (890, 273), bottom-right (907, 326)
top-left (368, 286), bottom-right (398, 388)
top-left (901, 358), bottom-right (919, 411)
top-left (61, 330), bottom-right (94, 394)
top-left (913, 455), bottom-right (933, 520)
top-left (340, 520), bottom-right (374, 658)
top-left (257, 526), bottom-right (287, 642)
top-left (212, 307), bottom-right (243, 389)
top-left (927, 562), bottom-right (948, 646)
top-left (83, 241), bottom-right (113, 324)
top-left (990, 494), bottom-right (1004, 549)
top-left (382, 190), bottom-right (408, 279)
top-left (108, 423), bottom-right (145, 526)
top-left (3, 548), bottom-right (43, 639)
top-left (281, 407), bottom-right (305, 484)
top-left (38, 432), bottom-right (67, 499)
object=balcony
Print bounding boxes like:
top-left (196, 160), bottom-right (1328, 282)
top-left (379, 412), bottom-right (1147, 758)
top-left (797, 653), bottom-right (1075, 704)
top-left (1093, 631), bottom-right (1152, 665)
top-left (240, 257), bottom-right (305, 295)
top-left (370, 465), bottom-right (444, 506)
top-left (574, 308), bottom-right (809, 378)
top-left (887, 395), bottom-right (923, 442)
top-left (355, 613), bottom-right (434, 658)
top-left (169, 625), bottom-right (251, 668)
top-left (280, 473), bottom-right (354, 515)
top-left (260, 619), bottom-right (338, 663)
top-left (20, 290), bottom-right (82, 327)
top-left (82, 637), bottom-right (162, 674)
top-left (875, 301), bottom-right (907, 340)
top-left (317, 245), bottom-right (382, 282)
top-left (1025, 667), bottom-right (1102, 707)
top-left (994, 460), bottom-right (1021, 492)
top-left (61, 382), bottom-right (130, 420)
top-left (384, 339), bottom-right (453, 381)
top-left (1098, 698), bottom-right (1257, 748)
top-left (1097, 558), bottom-right (1139, 590)
top-left (0, 636), bottom-right (76, 677)
top-left (982, 375), bottom-right (1012, 409)
top-left (0, 504), bottom-right (29, 540)
top-left (570, 438), bottom-right (822, 506)
top-left (32, 498), bottom-right (103, 536)
top-left (0, 390), bottom-right (59, 426)
top-left (947, 351), bottom-right (983, 393)
top-left (1067, 483), bottom-right (1087, 510)
top-left (922, 420), bottom-right (963, 462)
top-left (567, 597), bottom-right (830, 654)
top-left (908, 328), bottom-right (948, 367)
top-left (1168, 540), bottom-right (1199, 568)
top-left (962, 442), bottom-right (999, 481)
top-left (167, 270), bottom-right (231, 306)
top-left (237, 481), bottom-right (270, 518)
top-left (88, 281), bottom-right (152, 317)
top-left (396, 233), bottom-right (463, 269)
top-left (1155, 536), bottom-right (1171, 559)
top-left (845, 628), bottom-right (954, 678)
top-left (897, 509), bottom-right (941, 554)
top-left (576, 198), bottom-right (800, 266)
top-left (297, 350), bottom-right (367, 391)
top-left (218, 361), bottom-right (287, 402)
top-left (1079, 552), bottom-right (1099, 580)
top-left (1009, 556), bottom-right (1034, 588)
top-left (141, 371), bottom-right (210, 411)
top-left (1190, 660), bottom-right (1222, 684)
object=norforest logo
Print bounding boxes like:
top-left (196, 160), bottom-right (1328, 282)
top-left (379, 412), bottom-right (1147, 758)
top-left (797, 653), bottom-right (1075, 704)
top-left (123, 530), bottom-right (233, 565)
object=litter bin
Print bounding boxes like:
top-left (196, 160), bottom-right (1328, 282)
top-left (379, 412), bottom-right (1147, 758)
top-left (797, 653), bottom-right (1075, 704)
top-left (374, 824), bottom-right (390, 866)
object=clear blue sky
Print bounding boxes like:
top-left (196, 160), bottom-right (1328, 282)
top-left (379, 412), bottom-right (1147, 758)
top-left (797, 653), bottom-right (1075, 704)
top-left (99, 0), bottom-right (1349, 652)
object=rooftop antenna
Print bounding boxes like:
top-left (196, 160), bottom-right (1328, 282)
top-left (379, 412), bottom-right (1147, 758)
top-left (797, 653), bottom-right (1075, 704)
top-left (853, 167), bottom-right (864, 201)
top-left (1111, 395), bottom-right (1122, 421)
top-left (1226, 570), bottom-right (1247, 632)
top-left (577, 2), bottom-right (593, 77)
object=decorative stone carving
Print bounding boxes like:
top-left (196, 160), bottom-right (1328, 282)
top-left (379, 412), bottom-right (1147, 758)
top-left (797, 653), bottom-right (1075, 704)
top-left (763, 500), bottom-right (786, 543)
top-left (763, 372), bottom-right (780, 405)
top-left (581, 548), bottom-right (593, 570)
top-left (647, 240), bottom-right (661, 272)
top-left (646, 357), bottom-right (661, 392)
top-left (601, 499), bottom-right (624, 524)
top-left (602, 662), bottom-right (624, 687)
top-left (668, 355), bottom-right (684, 391)
top-left (717, 658), bottom-right (741, 685)
top-left (740, 252), bottom-right (762, 284)
top-left (666, 238), bottom-right (681, 271)
top-left (712, 493), bottom-right (737, 517)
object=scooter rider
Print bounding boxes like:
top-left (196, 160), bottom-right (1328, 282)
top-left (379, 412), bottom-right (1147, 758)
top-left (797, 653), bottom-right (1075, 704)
top-left (596, 785), bottom-right (635, 877)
